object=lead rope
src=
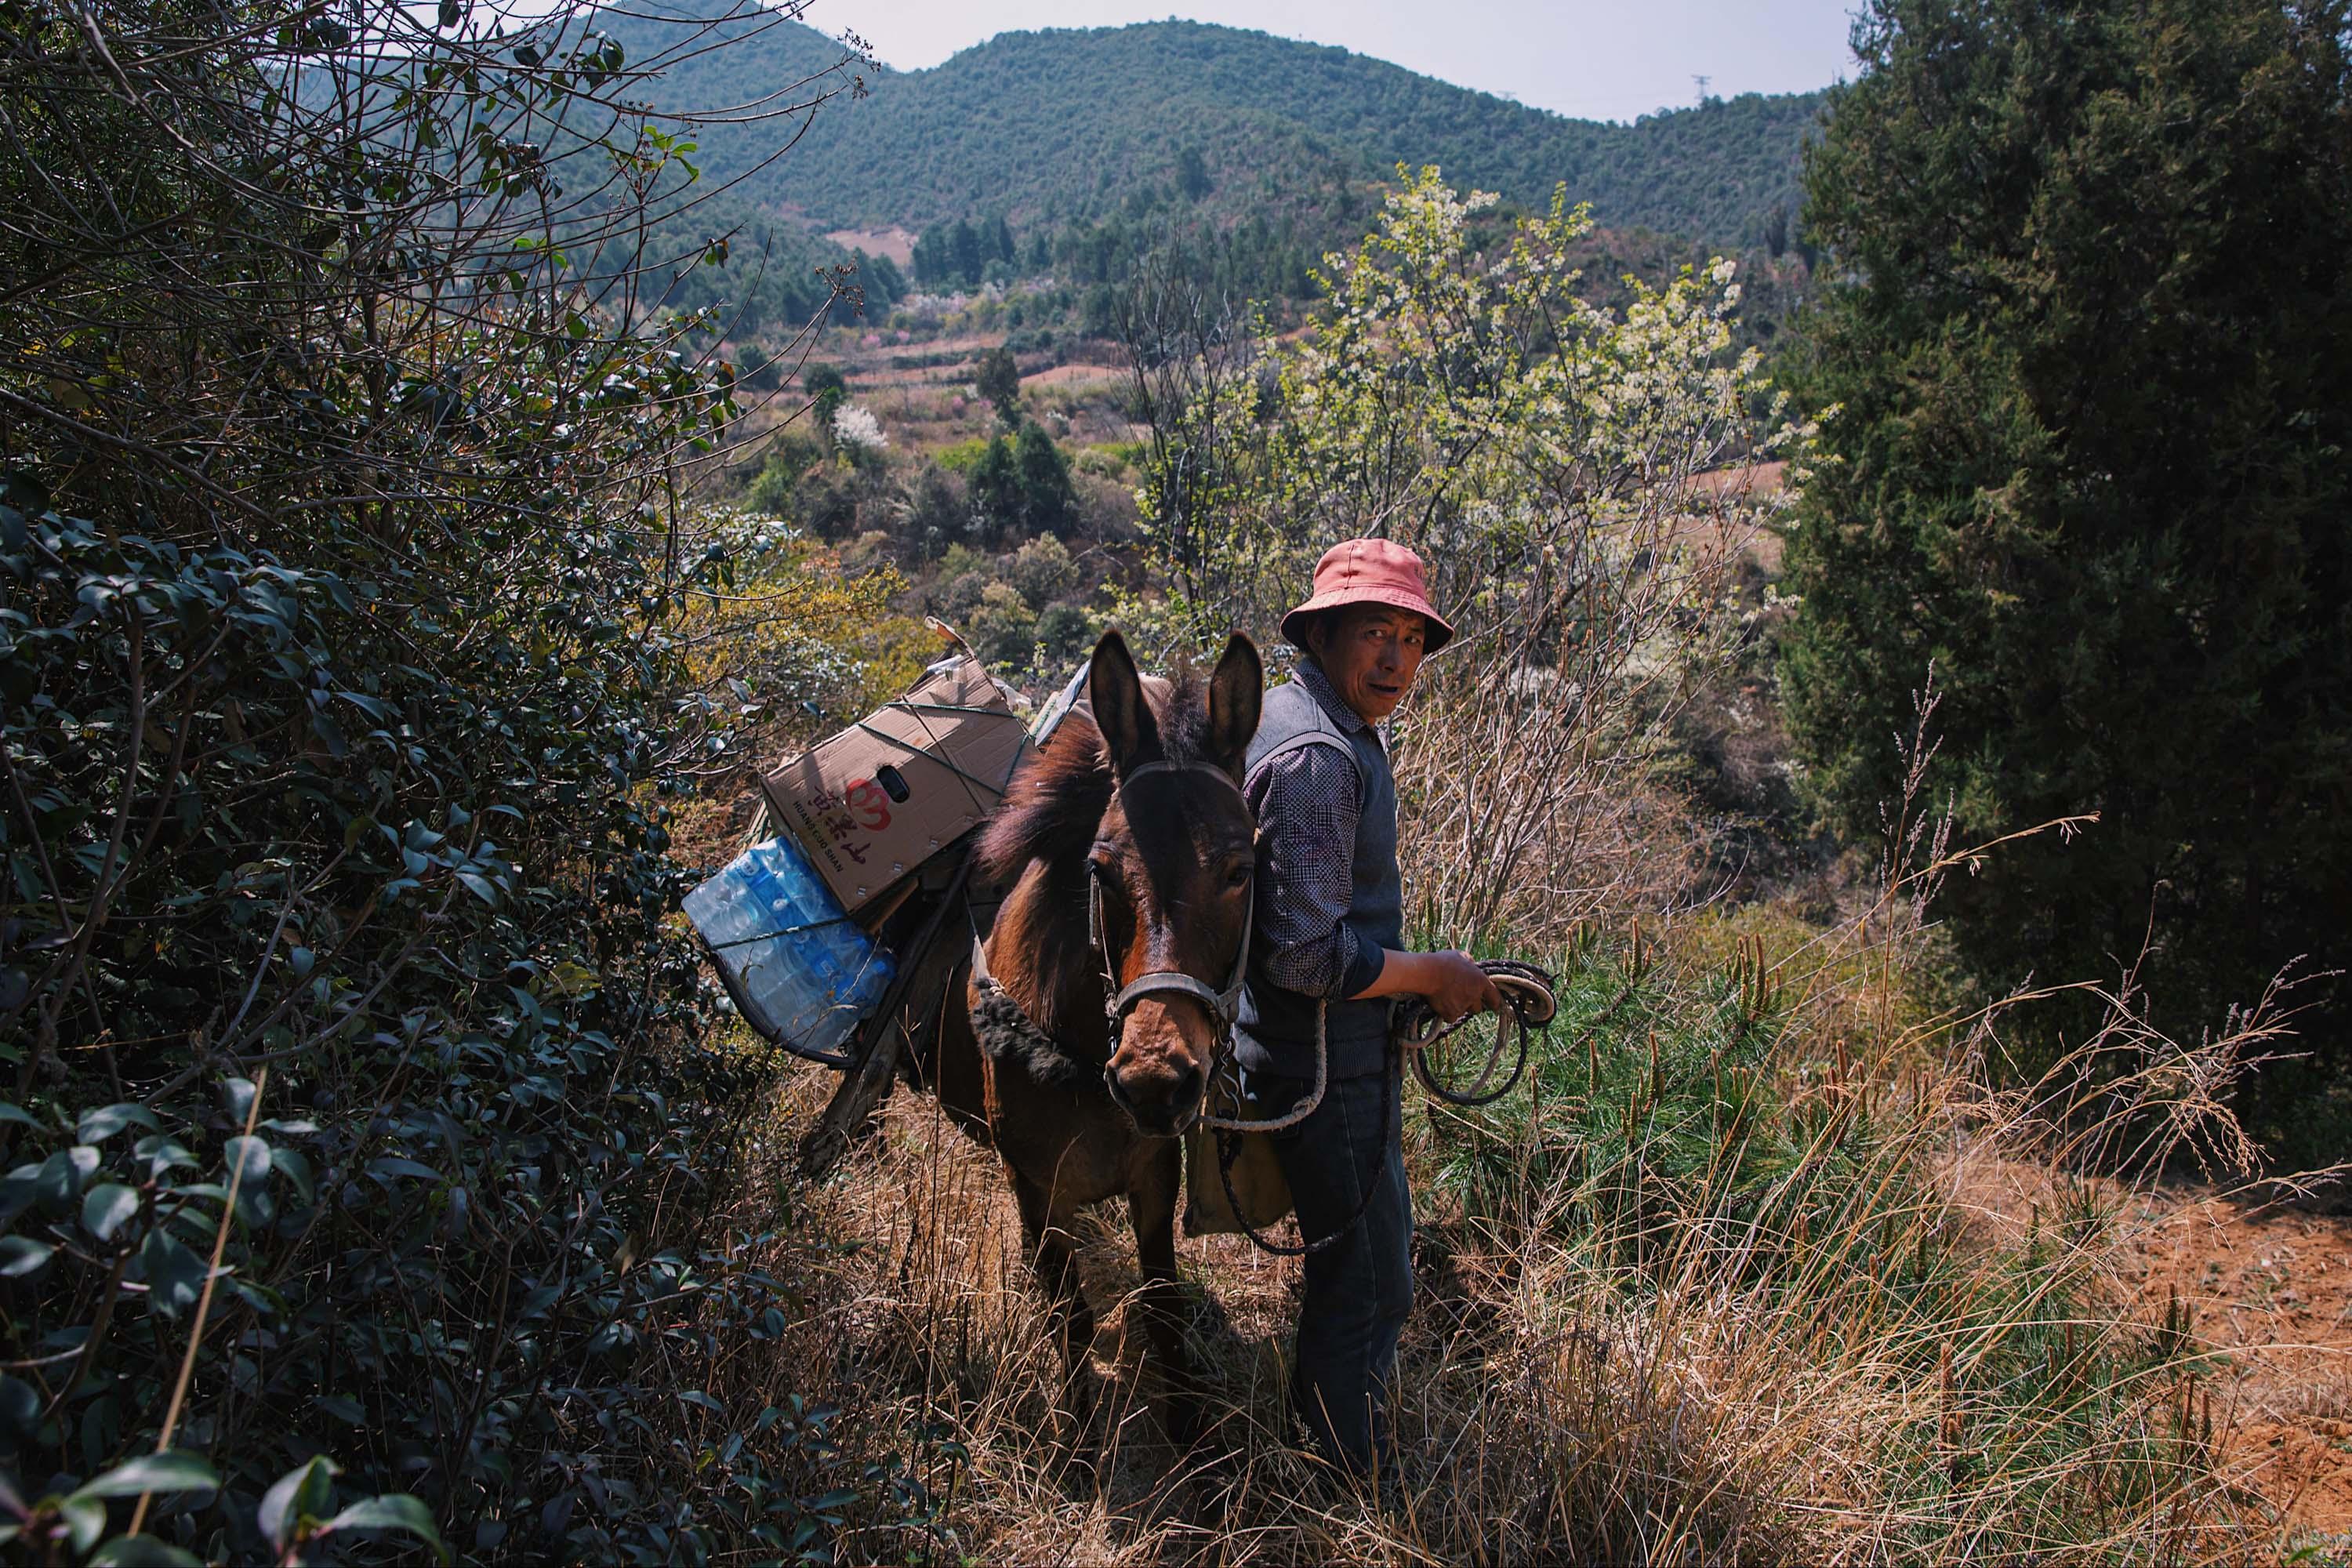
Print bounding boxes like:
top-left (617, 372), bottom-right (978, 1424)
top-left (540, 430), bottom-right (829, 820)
top-left (1209, 1001), bottom-right (1395, 1258)
top-left (1399, 960), bottom-right (1557, 1108)
top-left (1206, 960), bottom-right (1556, 1258)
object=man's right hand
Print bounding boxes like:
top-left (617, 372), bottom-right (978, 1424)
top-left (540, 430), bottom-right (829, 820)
top-left (1421, 949), bottom-right (1504, 1024)
top-left (1352, 948), bottom-right (1504, 1026)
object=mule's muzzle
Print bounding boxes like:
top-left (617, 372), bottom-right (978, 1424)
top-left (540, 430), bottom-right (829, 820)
top-left (1103, 1055), bottom-right (1205, 1138)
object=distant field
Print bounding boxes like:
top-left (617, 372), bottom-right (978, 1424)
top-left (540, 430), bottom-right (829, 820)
top-left (1018, 361), bottom-right (1124, 388)
top-left (823, 225), bottom-right (917, 267)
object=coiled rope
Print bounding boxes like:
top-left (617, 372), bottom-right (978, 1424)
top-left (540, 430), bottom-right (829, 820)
top-left (1395, 958), bottom-right (1558, 1108)
top-left (1210, 959), bottom-right (1557, 1256)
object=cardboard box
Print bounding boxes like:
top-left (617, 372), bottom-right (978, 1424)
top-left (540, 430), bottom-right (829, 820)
top-left (760, 656), bottom-right (1029, 913)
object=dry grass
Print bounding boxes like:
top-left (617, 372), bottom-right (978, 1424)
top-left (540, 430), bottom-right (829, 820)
top-left (654, 589), bottom-right (2326, 1563)
top-left (678, 873), bottom-right (2312, 1565)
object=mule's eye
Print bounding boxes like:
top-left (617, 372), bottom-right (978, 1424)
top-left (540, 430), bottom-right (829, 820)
top-left (1222, 862), bottom-right (1250, 890)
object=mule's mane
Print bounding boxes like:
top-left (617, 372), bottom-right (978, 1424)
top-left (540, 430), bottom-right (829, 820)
top-left (975, 666), bottom-right (1218, 887)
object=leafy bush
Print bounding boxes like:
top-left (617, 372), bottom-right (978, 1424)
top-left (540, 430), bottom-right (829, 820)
top-left (804, 365), bottom-right (849, 445)
top-left (0, 385), bottom-right (835, 1568)
top-left (930, 440), bottom-right (990, 476)
top-left (745, 434), bottom-right (823, 517)
top-left (896, 466), bottom-right (969, 561)
top-left (967, 582), bottom-right (1037, 670)
top-left (1031, 602), bottom-right (1096, 669)
top-left (972, 347), bottom-right (1022, 425)
top-left (0, 0), bottom-right (936, 1560)
top-left (791, 465), bottom-right (862, 540)
top-left (1004, 535), bottom-right (1076, 608)
top-left (966, 423), bottom-right (1079, 544)
top-left (1128, 169), bottom-right (1799, 943)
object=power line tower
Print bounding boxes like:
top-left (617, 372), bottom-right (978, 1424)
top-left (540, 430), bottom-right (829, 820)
top-left (1693, 74), bottom-right (1712, 103)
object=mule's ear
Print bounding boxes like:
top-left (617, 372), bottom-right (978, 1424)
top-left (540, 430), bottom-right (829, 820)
top-left (1205, 632), bottom-right (1263, 774)
top-left (1088, 630), bottom-right (1161, 775)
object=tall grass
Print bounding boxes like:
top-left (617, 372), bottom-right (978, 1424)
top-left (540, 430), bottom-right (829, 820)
top-left (660, 874), bottom-right (2299, 1565)
top-left (610, 669), bottom-right (2335, 1564)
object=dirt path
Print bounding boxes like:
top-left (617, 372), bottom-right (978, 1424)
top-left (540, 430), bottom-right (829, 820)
top-left (2117, 1188), bottom-right (2352, 1541)
top-left (1954, 1152), bottom-right (2352, 1545)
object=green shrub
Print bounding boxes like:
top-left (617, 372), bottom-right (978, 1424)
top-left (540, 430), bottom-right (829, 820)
top-left (0, 1), bottom-right (946, 1561)
top-left (0, 453), bottom-right (830, 1565)
top-left (965, 423), bottom-right (1078, 543)
top-left (747, 459), bottom-right (797, 516)
top-left (898, 466), bottom-right (968, 560)
top-left (931, 439), bottom-right (990, 474)
top-left (1032, 601), bottom-right (1095, 667)
top-left (746, 433), bottom-right (824, 518)
top-left (1004, 534), bottom-right (1075, 608)
top-left (967, 582), bottom-right (1036, 669)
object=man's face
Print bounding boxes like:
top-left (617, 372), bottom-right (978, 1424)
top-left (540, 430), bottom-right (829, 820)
top-left (1309, 604), bottom-right (1429, 723)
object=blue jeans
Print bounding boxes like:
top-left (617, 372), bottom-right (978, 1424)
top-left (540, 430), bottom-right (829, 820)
top-left (1247, 1063), bottom-right (1413, 1482)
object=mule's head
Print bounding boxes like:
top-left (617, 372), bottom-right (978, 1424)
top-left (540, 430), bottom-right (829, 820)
top-left (1087, 630), bottom-right (1262, 1137)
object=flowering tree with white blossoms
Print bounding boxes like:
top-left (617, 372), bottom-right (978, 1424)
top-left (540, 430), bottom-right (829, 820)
top-left (832, 402), bottom-right (888, 454)
top-left (1132, 168), bottom-right (1813, 941)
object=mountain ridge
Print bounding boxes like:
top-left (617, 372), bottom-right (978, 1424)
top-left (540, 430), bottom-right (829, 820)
top-left (590, 3), bottom-right (1827, 250)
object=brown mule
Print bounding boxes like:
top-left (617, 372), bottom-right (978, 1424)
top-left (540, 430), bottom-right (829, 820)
top-left (913, 630), bottom-right (1262, 1450)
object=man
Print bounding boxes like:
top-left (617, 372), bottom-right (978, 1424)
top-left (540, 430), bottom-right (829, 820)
top-left (1236, 537), bottom-right (1501, 1486)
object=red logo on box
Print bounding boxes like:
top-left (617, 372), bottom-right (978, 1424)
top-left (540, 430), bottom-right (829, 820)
top-left (844, 778), bottom-right (894, 830)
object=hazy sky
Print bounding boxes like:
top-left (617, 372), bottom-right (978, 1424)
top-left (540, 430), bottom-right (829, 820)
top-left (798, 0), bottom-right (1862, 124)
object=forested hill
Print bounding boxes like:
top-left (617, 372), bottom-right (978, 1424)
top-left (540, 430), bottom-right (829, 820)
top-left (590, 1), bottom-right (1827, 249)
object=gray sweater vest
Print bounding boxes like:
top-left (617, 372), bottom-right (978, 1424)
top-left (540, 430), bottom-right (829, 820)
top-left (1235, 677), bottom-right (1403, 1080)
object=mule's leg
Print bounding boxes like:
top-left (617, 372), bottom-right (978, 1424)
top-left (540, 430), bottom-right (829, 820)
top-left (1128, 1139), bottom-right (1204, 1449)
top-left (1008, 1166), bottom-right (1098, 1423)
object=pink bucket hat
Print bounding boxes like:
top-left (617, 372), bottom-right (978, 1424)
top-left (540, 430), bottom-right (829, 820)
top-left (1279, 538), bottom-right (1455, 655)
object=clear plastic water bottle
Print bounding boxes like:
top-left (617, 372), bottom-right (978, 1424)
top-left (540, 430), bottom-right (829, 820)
top-left (684, 837), bottom-right (895, 1055)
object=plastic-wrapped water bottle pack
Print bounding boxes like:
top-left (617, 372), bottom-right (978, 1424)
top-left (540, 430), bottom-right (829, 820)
top-left (684, 836), bottom-right (895, 1058)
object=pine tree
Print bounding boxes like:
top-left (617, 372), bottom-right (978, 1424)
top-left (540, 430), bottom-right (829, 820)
top-left (950, 219), bottom-right (983, 286)
top-left (803, 364), bottom-right (848, 443)
top-left (1783, 0), bottom-right (2352, 1130)
top-left (967, 432), bottom-right (1020, 543)
top-left (910, 225), bottom-right (949, 287)
top-left (1013, 421), bottom-right (1077, 537)
top-left (1176, 143), bottom-right (1212, 200)
top-left (973, 346), bottom-right (1022, 426)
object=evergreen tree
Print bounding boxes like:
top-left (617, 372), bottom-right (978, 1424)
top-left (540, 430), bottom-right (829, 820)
top-left (950, 219), bottom-right (983, 285)
top-left (910, 223), bottom-right (949, 286)
top-left (1783, 0), bottom-right (2352, 1122)
top-left (1013, 421), bottom-right (1078, 538)
top-left (865, 251), bottom-right (906, 300)
top-left (804, 363), bottom-right (848, 441)
top-left (990, 213), bottom-right (1016, 264)
top-left (973, 345), bottom-right (1022, 425)
top-left (965, 422), bottom-right (1078, 539)
top-left (1176, 143), bottom-right (1213, 199)
top-left (967, 431), bottom-right (1021, 542)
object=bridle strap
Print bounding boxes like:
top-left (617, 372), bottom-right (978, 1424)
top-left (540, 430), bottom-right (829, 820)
top-left (1118, 757), bottom-right (1240, 790)
top-left (1108, 970), bottom-right (1225, 1020)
